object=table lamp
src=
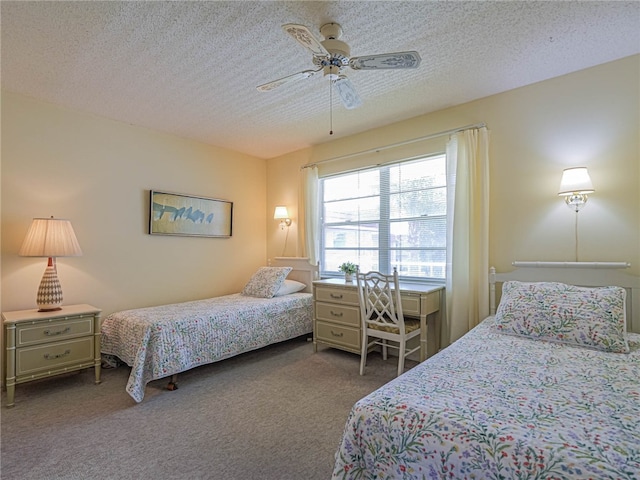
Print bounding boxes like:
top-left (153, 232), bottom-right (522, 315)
top-left (19, 217), bottom-right (83, 311)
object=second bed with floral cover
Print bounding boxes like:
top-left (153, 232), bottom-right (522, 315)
top-left (332, 281), bottom-right (640, 480)
top-left (101, 291), bottom-right (313, 402)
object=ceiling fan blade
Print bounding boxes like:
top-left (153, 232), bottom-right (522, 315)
top-left (333, 75), bottom-right (362, 109)
top-left (282, 24), bottom-right (329, 58)
top-left (256, 69), bottom-right (320, 92)
top-left (349, 51), bottom-right (421, 70)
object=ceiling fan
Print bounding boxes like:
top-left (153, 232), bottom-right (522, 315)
top-left (256, 23), bottom-right (421, 109)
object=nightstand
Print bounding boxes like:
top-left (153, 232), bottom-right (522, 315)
top-left (3, 304), bottom-right (102, 407)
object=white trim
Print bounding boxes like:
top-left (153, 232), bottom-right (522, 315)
top-left (512, 261), bottom-right (630, 269)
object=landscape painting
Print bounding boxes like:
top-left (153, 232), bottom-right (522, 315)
top-left (150, 190), bottom-right (233, 237)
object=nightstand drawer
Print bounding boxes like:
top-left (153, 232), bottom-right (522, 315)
top-left (16, 316), bottom-right (93, 347)
top-left (16, 337), bottom-right (94, 377)
top-left (316, 321), bottom-right (360, 350)
top-left (316, 302), bottom-right (360, 327)
top-left (3, 304), bottom-right (102, 407)
top-left (315, 287), bottom-right (359, 306)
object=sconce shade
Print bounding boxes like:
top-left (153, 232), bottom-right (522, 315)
top-left (558, 167), bottom-right (595, 196)
top-left (273, 206), bottom-right (289, 220)
top-left (19, 217), bottom-right (82, 311)
top-left (274, 205), bottom-right (292, 231)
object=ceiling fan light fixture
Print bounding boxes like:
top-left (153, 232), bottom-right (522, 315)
top-left (256, 22), bottom-right (421, 110)
top-left (323, 65), bottom-right (341, 79)
top-left (333, 75), bottom-right (362, 109)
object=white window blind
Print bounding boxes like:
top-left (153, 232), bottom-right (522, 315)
top-left (320, 154), bottom-right (446, 281)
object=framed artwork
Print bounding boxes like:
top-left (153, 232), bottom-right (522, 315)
top-left (149, 190), bottom-right (233, 237)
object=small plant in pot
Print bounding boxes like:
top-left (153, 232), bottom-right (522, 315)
top-left (338, 262), bottom-right (358, 282)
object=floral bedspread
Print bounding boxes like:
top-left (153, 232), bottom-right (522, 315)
top-left (101, 293), bottom-right (313, 402)
top-left (333, 317), bottom-right (640, 480)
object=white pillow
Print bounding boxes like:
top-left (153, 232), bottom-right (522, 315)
top-left (241, 266), bottom-right (292, 298)
top-left (273, 279), bottom-right (306, 297)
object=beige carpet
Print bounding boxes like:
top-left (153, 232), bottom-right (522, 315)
top-left (1, 337), bottom-right (414, 480)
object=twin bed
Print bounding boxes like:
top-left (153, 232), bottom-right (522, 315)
top-left (100, 257), bottom-right (317, 402)
top-left (101, 257), bottom-right (640, 477)
top-left (332, 262), bottom-right (640, 479)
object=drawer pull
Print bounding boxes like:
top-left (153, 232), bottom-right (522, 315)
top-left (330, 330), bottom-right (344, 338)
top-left (330, 293), bottom-right (344, 299)
top-left (43, 327), bottom-right (71, 336)
top-left (330, 310), bottom-right (344, 318)
top-left (44, 349), bottom-right (71, 360)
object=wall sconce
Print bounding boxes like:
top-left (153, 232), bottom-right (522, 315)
top-left (558, 167), bottom-right (595, 212)
top-left (19, 216), bottom-right (83, 311)
top-left (274, 206), bottom-right (292, 230)
top-left (558, 167), bottom-right (594, 262)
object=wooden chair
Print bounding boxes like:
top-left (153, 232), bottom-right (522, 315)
top-left (356, 267), bottom-right (421, 377)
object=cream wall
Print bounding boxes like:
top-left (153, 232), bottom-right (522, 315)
top-left (1, 56), bottom-right (638, 383)
top-left (2, 92), bottom-right (268, 319)
top-left (266, 56), bottom-right (640, 277)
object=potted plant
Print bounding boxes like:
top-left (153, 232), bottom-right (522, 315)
top-left (338, 262), bottom-right (358, 282)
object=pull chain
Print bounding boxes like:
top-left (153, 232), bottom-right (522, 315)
top-left (329, 76), bottom-right (333, 135)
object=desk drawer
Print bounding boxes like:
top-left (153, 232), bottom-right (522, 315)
top-left (315, 286), bottom-right (359, 306)
top-left (315, 302), bottom-right (360, 327)
top-left (316, 321), bottom-right (360, 350)
top-left (401, 294), bottom-right (421, 317)
top-left (16, 317), bottom-right (94, 347)
top-left (16, 337), bottom-right (94, 377)
top-left (401, 290), bottom-right (440, 317)
top-left (421, 291), bottom-right (440, 315)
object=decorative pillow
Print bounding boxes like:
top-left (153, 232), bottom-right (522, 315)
top-left (494, 281), bottom-right (628, 353)
top-left (241, 267), bottom-right (292, 298)
top-left (273, 279), bottom-right (306, 297)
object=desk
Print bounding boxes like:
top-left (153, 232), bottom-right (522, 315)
top-left (312, 279), bottom-right (444, 361)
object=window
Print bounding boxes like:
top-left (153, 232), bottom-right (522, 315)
top-left (320, 154), bottom-right (446, 282)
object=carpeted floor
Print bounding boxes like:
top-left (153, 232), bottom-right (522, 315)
top-left (1, 337), bottom-right (414, 480)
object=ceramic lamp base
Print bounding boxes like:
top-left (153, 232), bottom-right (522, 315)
top-left (36, 260), bottom-right (63, 311)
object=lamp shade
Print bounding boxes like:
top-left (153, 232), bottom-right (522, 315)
top-left (19, 217), bottom-right (83, 257)
top-left (558, 167), bottom-right (595, 196)
top-left (273, 206), bottom-right (289, 220)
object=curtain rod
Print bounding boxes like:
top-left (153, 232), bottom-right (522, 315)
top-left (301, 122), bottom-right (486, 170)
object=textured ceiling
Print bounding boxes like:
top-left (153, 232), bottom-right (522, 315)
top-left (2, 1), bottom-right (639, 159)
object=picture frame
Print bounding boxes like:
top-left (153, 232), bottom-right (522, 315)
top-left (149, 190), bottom-right (233, 237)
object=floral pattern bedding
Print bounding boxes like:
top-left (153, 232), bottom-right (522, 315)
top-left (101, 293), bottom-right (313, 402)
top-left (333, 317), bottom-right (640, 480)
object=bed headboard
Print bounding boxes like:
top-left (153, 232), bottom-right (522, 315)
top-left (489, 262), bottom-right (640, 333)
top-left (268, 257), bottom-right (319, 293)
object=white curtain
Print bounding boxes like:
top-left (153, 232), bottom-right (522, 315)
top-left (444, 127), bottom-right (490, 346)
top-left (301, 165), bottom-right (320, 267)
